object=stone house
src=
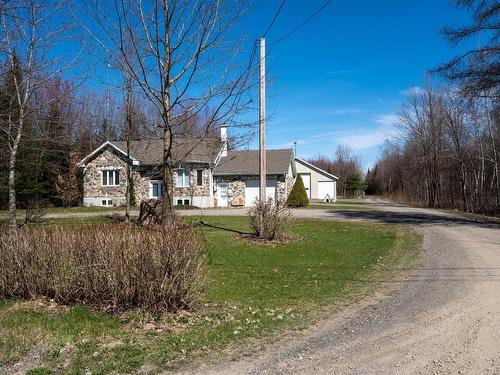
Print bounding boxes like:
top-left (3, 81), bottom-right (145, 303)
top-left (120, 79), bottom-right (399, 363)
top-left (79, 127), bottom-right (297, 208)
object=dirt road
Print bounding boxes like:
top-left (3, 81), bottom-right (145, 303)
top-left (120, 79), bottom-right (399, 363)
top-left (190, 200), bottom-right (500, 374)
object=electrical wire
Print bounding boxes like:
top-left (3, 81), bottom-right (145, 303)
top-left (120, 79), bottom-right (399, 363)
top-left (263, 0), bottom-right (287, 37)
top-left (270, 0), bottom-right (332, 46)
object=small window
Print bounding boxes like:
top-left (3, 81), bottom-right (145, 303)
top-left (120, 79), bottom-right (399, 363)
top-left (101, 199), bottom-right (113, 206)
top-left (176, 199), bottom-right (183, 205)
top-left (184, 199), bottom-right (190, 205)
top-left (150, 180), bottom-right (164, 198)
top-left (102, 170), bottom-right (120, 186)
top-left (176, 169), bottom-right (190, 187)
top-left (196, 170), bottom-right (203, 186)
top-left (102, 200), bottom-right (106, 206)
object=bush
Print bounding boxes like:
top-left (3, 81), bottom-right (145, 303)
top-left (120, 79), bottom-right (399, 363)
top-left (286, 175), bottom-right (309, 207)
top-left (248, 199), bottom-right (292, 240)
top-left (0, 223), bottom-right (205, 315)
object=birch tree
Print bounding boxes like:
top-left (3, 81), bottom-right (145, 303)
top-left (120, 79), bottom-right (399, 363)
top-left (0, 0), bottom-right (75, 227)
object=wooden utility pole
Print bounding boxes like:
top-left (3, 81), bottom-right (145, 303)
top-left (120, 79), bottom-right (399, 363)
top-left (259, 37), bottom-right (266, 203)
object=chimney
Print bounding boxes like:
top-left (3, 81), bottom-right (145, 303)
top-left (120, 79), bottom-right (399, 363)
top-left (220, 125), bottom-right (228, 157)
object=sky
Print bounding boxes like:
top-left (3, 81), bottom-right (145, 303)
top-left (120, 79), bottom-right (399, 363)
top-left (238, 0), bottom-right (472, 169)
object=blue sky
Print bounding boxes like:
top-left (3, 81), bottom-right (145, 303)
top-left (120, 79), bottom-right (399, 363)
top-left (239, 0), bottom-right (472, 169)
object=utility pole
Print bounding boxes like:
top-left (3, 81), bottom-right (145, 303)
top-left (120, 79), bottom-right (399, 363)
top-left (259, 38), bottom-right (266, 204)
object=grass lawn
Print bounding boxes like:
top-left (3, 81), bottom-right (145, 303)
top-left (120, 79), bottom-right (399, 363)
top-left (0, 206), bottom-right (125, 216)
top-left (0, 216), bottom-right (420, 374)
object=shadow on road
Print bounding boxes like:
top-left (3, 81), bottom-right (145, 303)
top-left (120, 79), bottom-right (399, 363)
top-left (326, 209), bottom-right (500, 229)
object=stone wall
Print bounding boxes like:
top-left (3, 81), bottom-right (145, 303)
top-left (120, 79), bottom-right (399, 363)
top-left (83, 150), bottom-right (128, 206)
top-left (173, 165), bottom-right (211, 197)
top-left (228, 180), bottom-right (245, 206)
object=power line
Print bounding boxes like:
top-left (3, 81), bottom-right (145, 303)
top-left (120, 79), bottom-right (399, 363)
top-left (263, 0), bottom-right (287, 37)
top-left (270, 0), bottom-right (333, 46)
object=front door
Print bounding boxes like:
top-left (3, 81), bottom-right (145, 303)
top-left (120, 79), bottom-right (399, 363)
top-left (218, 182), bottom-right (228, 207)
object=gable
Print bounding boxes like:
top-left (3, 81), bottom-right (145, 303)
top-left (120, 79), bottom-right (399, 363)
top-left (295, 158), bottom-right (338, 180)
top-left (79, 141), bottom-right (139, 167)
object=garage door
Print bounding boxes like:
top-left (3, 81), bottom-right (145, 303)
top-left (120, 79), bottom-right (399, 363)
top-left (245, 179), bottom-right (276, 206)
top-left (300, 174), bottom-right (311, 198)
top-left (317, 181), bottom-right (335, 201)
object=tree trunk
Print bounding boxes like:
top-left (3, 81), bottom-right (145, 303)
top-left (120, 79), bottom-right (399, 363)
top-left (8, 118), bottom-right (23, 229)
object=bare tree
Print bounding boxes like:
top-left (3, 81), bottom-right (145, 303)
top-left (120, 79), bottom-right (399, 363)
top-left (0, 0), bottom-right (76, 227)
top-left (434, 0), bottom-right (500, 100)
top-left (79, 0), bottom-right (255, 223)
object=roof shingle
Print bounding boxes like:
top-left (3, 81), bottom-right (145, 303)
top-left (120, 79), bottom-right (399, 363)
top-left (111, 138), bottom-right (222, 165)
top-left (214, 149), bottom-right (293, 176)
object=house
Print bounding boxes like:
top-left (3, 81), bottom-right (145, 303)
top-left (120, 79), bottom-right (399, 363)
top-left (78, 127), bottom-right (296, 208)
top-left (294, 157), bottom-right (338, 202)
top-left (79, 126), bottom-right (339, 208)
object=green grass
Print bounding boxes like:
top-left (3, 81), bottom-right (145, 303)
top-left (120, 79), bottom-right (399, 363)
top-left (0, 206), bottom-right (126, 215)
top-left (0, 217), bottom-right (420, 374)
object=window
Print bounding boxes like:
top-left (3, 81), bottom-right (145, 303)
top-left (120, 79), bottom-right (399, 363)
top-left (101, 199), bottom-right (113, 206)
top-left (102, 170), bottom-right (120, 186)
top-left (175, 199), bottom-right (190, 206)
top-left (196, 170), bottom-right (203, 186)
top-left (176, 169), bottom-right (190, 187)
top-left (150, 180), bottom-right (164, 198)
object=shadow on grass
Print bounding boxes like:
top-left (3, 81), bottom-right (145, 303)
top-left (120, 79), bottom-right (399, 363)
top-left (197, 220), bottom-right (252, 235)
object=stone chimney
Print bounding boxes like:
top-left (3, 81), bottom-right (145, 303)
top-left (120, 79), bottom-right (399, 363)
top-left (220, 125), bottom-right (228, 157)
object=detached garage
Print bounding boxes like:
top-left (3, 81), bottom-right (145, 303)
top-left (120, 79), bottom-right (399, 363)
top-left (295, 158), bottom-right (338, 202)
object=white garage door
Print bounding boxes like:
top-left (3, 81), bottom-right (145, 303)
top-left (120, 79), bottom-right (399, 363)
top-left (318, 181), bottom-right (335, 201)
top-left (245, 179), bottom-right (276, 206)
top-left (300, 174), bottom-right (311, 198)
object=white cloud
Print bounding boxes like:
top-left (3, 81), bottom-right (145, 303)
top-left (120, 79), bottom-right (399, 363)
top-left (401, 86), bottom-right (425, 96)
top-left (374, 113), bottom-right (398, 126)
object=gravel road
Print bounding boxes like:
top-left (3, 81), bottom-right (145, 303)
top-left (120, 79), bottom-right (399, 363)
top-left (187, 199), bottom-right (500, 374)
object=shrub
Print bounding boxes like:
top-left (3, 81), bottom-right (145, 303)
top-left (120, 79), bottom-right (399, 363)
top-left (248, 199), bottom-right (292, 240)
top-left (0, 223), bottom-right (205, 315)
top-left (286, 175), bottom-right (309, 207)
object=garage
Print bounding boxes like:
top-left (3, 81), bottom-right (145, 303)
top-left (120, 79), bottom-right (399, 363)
top-left (245, 179), bottom-right (276, 206)
top-left (295, 158), bottom-right (338, 202)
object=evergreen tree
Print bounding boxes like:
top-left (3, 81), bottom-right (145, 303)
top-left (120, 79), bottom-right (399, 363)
top-left (286, 175), bottom-right (309, 207)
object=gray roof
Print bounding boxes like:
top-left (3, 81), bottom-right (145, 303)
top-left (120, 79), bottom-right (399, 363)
top-left (111, 138), bottom-right (222, 165)
top-left (214, 149), bottom-right (293, 176)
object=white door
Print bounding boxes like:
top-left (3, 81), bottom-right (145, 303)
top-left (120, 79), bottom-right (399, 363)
top-left (218, 182), bottom-right (228, 207)
top-left (300, 174), bottom-right (311, 198)
top-left (318, 181), bottom-right (335, 201)
top-left (245, 179), bottom-right (276, 206)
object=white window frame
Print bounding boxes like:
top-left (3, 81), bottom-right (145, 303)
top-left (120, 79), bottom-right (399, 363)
top-left (102, 169), bottom-right (120, 186)
top-left (176, 169), bottom-right (190, 187)
top-left (149, 180), bottom-right (164, 199)
top-left (101, 199), bottom-right (113, 206)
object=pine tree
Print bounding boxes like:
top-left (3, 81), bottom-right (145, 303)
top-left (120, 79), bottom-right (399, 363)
top-left (286, 175), bottom-right (309, 207)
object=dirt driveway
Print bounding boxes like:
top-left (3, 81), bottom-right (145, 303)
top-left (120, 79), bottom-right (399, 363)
top-left (186, 199), bottom-right (500, 374)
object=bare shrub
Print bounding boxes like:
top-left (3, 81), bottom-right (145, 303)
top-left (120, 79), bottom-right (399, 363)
top-left (22, 199), bottom-right (47, 226)
top-left (248, 199), bottom-right (292, 241)
top-left (0, 223), bottom-right (205, 314)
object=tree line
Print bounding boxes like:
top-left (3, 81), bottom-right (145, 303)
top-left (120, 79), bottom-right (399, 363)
top-left (367, 0), bottom-right (499, 214)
